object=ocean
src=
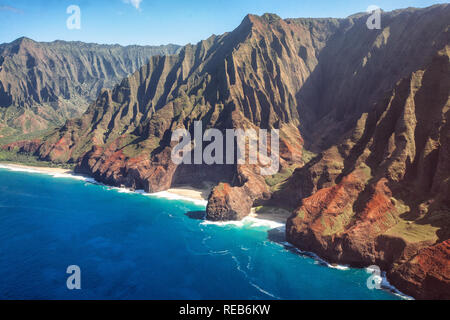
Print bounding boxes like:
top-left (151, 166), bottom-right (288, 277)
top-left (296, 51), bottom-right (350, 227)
top-left (0, 166), bottom-right (401, 300)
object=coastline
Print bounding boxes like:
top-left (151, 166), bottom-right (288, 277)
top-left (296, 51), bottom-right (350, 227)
top-left (0, 162), bottom-right (73, 175)
top-left (166, 185), bottom-right (212, 202)
top-left (251, 206), bottom-right (292, 224)
top-left (0, 162), bottom-right (291, 225)
top-left (0, 162), bottom-right (210, 206)
top-left (0, 161), bottom-right (411, 299)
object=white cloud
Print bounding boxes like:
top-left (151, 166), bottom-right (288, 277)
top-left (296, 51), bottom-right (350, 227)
top-left (0, 5), bottom-right (23, 14)
top-left (123, 0), bottom-right (143, 10)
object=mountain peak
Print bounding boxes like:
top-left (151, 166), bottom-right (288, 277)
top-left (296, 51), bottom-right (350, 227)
top-left (2, 37), bottom-right (38, 55)
top-left (260, 13), bottom-right (282, 23)
top-left (12, 36), bottom-right (35, 45)
top-left (241, 13), bottom-right (282, 27)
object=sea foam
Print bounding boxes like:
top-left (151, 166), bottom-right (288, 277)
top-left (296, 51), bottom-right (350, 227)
top-left (281, 241), bottom-right (350, 271)
top-left (0, 164), bottom-right (208, 206)
top-left (0, 164), bottom-right (94, 182)
top-left (201, 215), bottom-right (285, 230)
top-left (147, 191), bottom-right (208, 206)
top-left (102, 186), bottom-right (208, 206)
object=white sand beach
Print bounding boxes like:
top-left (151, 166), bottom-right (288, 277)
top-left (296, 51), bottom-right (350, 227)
top-left (167, 186), bottom-right (211, 201)
top-left (0, 162), bottom-right (291, 225)
top-left (251, 206), bottom-right (292, 224)
top-left (0, 163), bottom-right (73, 175)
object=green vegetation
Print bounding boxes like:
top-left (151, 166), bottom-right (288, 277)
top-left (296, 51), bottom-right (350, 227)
top-left (295, 209), bottom-right (305, 220)
top-left (121, 136), bottom-right (161, 158)
top-left (0, 150), bottom-right (74, 170)
top-left (301, 149), bottom-right (318, 164)
top-left (320, 206), bottom-right (355, 236)
top-left (261, 13), bottom-right (282, 23)
top-left (265, 164), bottom-right (299, 192)
top-left (0, 126), bottom-right (57, 145)
top-left (253, 205), bottom-right (293, 221)
top-left (69, 136), bottom-right (95, 161)
top-left (384, 219), bottom-right (439, 243)
top-left (254, 205), bottom-right (292, 215)
top-left (384, 198), bottom-right (440, 243)
top-left (215, 182), bottom-right (227, 193)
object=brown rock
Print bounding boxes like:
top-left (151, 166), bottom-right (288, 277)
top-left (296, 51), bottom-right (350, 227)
top-left (389, 240), bottom-right (450, 299)
top-left (1, 139), bottom-right (41, 154)
top-left (4, 6), bottom-right (449, 299)
top-left (206, 183), bottom-right (253, 221)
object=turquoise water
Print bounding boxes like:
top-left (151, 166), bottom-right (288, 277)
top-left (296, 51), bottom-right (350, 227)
top-left (0, 167), bottom-right (400, 300)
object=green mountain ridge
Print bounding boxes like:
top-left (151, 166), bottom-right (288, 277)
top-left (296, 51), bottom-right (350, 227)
top-left (0, 37), bottom-right (181, 142)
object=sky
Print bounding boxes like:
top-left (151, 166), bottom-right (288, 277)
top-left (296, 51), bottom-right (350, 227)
top-left (0, 0), bottom-right (446, 46)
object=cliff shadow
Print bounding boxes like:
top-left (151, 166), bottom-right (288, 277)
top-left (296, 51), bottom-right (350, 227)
top-left (185, 211), bottom-right (207, 220)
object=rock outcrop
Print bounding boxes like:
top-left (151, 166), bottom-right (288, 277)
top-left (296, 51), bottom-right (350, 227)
top-left (1, 138), bottom-right (41, 154)
top-left (389, 240), bottom-right (450, 300)
top-left (286, 47), bottom-right (450, 299)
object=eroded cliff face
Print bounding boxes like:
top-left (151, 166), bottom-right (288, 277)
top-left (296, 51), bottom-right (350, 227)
top-left (25, 7), bottom-right (449, 219)
top-left (286, 47), bottom-right (450, 299)
top-left (389, 240), bottom-right (450, 300)
top-left (0, 38), bottom-right (180, 139)
top-left (3, 5), bottom-right (450, 299)
top-left (31, 13), bottom-right (324, 207)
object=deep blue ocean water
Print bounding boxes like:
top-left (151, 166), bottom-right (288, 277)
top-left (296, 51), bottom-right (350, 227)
top-left (0, 167), bottom-right (400, 300)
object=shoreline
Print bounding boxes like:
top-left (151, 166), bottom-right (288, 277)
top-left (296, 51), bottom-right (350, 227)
top-left (251, 206), bottom-right (292, 224)
top-left (0, 162), bottom-right (210, 205)
top-left (0, 162), bottom-right (73, 175)
top-left (0, 162), bottom-right (411, 299)
top-left (166, 185), bottom-right (212, 202)
top-left (0, 162), bottom-right (290, 225)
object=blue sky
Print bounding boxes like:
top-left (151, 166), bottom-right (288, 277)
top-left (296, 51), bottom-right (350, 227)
top-left (0, 0), bottom-right (445, 46)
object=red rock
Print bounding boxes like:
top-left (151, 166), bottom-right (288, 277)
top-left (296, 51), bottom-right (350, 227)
top-left (389, 240), bottom-right (450, 299)
top-left (1, 139), bottom-right (41, 154)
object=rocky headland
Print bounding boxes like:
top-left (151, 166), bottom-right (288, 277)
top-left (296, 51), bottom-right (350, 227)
top-left (1, 5), bottom-right (449, 299)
